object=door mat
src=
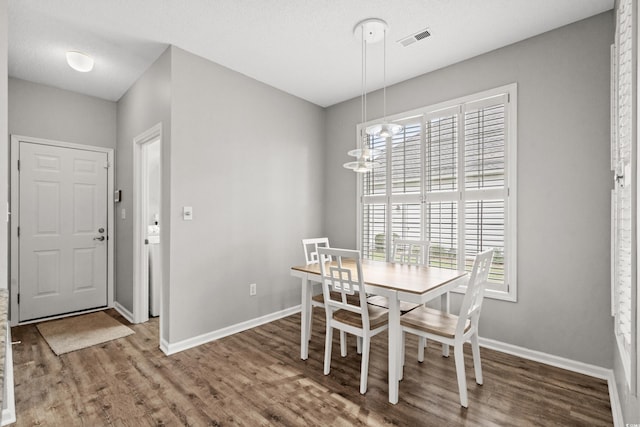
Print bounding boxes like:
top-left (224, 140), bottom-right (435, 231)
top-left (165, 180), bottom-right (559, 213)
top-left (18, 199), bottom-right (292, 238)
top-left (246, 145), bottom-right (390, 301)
top-left (36, 311), bottom-right (134, 355)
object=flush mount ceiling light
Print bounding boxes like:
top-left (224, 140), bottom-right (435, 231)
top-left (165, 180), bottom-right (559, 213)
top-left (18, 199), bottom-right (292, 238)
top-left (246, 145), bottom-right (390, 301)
top-left (66, 51), bottom-right (94, 72)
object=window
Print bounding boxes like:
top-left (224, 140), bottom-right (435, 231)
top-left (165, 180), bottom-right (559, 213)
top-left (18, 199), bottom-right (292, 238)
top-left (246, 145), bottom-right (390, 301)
top-left (357, 84), bottom-right (517, 300)
top-left (611, 0), bottom-right (635, 390)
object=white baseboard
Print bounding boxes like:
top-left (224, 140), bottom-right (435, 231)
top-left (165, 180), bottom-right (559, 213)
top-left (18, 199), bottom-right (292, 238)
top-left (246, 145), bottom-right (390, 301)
top-left (606, 370), bottom-right (624, 427)
top-left (479, 337), bottom-right (611, 379)
top-left (159, 338), bottom-right (170, 355)
top-left (1, 409), bottom-right (16, 426)
top-left (479, 337), bottom-right (620, 425)
top-left (1, 406), bottom-right (15, 426)
top-left (2, 329), bottom-right (16, 426)
top-left (162, 305), bottom-right (301, 356)
top-left (114, 301), bottom-right (134, 324)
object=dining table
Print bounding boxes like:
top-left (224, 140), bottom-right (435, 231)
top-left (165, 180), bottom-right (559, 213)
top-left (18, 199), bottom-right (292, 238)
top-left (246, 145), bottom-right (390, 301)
top-left (290, 259), bottom-right (468, 404)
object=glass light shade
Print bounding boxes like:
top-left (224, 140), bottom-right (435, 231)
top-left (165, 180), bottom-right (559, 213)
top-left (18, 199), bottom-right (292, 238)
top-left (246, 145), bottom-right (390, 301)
top-left (343, 159), bottom-right (380, 173)
top-left (66, 51), bottom-right (94, 72)
top-left (347, 147), bottom-right (383, 159)
top-left (365, 122), bottom-right (404, 137)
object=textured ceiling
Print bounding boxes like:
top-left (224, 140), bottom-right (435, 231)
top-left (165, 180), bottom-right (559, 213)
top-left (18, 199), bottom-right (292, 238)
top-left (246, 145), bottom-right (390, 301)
top-left (8, 0), bottom-right (614, 107)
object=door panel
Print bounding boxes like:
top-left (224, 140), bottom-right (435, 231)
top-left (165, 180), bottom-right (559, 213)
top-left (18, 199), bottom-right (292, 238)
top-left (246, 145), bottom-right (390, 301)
top-left (19, 142), bottom-right (108, 321)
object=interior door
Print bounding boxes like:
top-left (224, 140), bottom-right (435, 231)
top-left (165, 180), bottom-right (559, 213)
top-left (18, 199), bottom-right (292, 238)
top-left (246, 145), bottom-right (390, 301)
top-left (18, 142), bottom-right (108, 321)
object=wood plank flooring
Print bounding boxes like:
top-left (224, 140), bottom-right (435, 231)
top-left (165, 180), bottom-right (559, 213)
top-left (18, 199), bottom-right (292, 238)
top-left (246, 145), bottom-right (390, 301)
top-left (11, 310), bottom-right (613, 426)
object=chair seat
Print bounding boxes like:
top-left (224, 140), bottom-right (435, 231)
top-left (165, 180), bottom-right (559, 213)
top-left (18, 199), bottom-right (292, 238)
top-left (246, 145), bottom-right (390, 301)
top-left (312, 292), bottom-right (360, 305)
top-left (366, 295), bottom-right (421, 314)
top-left (400, 306), bottom-right (470, 338)
top-left (334, 304), bottom-right (388, 330)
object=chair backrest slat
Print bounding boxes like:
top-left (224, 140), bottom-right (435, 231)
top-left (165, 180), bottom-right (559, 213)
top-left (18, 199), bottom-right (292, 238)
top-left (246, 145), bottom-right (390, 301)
top-left (392, 239), bottom-right (430, 266)
top-left (302, 237), bottom-right (330, 265)
top-left (317, 247), bottom-right (370, 323)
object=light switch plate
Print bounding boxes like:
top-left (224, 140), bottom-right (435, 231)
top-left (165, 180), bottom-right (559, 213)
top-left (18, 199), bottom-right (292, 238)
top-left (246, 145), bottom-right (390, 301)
top-left (183, 206), bottom-right (193, 221)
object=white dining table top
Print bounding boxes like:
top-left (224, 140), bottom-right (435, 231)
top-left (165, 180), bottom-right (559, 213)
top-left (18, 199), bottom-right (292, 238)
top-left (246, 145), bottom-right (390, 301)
top-left (291, 259), bottom-right (467, 295)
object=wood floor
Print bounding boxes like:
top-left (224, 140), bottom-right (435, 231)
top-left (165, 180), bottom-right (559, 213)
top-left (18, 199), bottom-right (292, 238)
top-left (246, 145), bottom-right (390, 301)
top-left (11, 309), bottom-right (612, 426)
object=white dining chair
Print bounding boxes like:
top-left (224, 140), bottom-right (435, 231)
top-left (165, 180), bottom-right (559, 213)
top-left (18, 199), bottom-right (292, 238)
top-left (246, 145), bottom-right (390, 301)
top-left (367, 239), bottom-right (430, 315)
top-left (302, 238), bottom-right (332, 338)
top-left (302, 237), bottom-right (331, 266)
top-left (317, 247), bottom-right (388, 394)
top-left (400, 248), bottom-right (494, 408)
top-left (392, 239), bottom-right (430, 265)
top-left (302, 238), bottom-right (351, 350)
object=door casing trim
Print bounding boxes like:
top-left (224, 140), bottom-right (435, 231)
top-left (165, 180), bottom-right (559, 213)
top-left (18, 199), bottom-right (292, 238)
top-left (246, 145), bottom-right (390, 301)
top-left (132, 123), bottom-right (162, 326)
top-left (10, 135), bottom-right (115, 325)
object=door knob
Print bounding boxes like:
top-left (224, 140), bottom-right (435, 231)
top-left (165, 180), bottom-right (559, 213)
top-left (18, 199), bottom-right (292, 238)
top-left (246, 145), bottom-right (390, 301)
top-left (93, 236), bottom-right (105, 241)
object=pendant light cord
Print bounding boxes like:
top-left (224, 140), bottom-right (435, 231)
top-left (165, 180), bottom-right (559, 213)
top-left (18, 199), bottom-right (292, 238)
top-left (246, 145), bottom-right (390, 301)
top-left (383, 28), bottom-right (387, 122)
top-left (363, 25), bottom-right (367, 126)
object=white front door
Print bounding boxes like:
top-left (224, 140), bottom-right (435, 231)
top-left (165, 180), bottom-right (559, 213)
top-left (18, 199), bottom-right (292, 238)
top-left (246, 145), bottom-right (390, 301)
top-left (18, 142), bottom-right (108, 321)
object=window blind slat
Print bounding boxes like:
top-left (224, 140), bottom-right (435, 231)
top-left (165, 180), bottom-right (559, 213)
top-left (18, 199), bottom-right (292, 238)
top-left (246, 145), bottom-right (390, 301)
top-left (361, 204), bottom-right (387, 261)
top-left (426, 115), bottom-right (458, 192)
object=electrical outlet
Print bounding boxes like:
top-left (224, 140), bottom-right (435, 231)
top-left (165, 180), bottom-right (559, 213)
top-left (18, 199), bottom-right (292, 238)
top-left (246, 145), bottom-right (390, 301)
top-left (249, 283), bottom-right (257, 296)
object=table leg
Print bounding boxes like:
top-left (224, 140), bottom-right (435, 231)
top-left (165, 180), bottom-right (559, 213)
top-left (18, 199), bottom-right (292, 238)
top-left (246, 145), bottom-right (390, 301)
top-left (301, 276), bottom-right (311, 360)
top-left (388, 290), bottom-right (400, 404)
top-left (441, 292), bottom-right (450, 357)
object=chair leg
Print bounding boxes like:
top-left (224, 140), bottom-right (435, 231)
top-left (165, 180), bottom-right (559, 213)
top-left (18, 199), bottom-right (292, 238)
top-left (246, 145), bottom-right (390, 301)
top-left (400, 331), bottom-right (405, 381)
top-left (454, 344), bottom-right (468, 408)
top-left (324, 323), bottom-right (333, 376)
top-left (356, 336), bottom-right (362, 354)
top-left (471, 333), bottom-right (483, 385)
top-left (360, 334), bottom-right (371, 394)
top-left (418, 336), bottom-right (426, 362)
top-left (340, 331), bottom-right (347, 357)
top-left (401, 331), bottom-right (406, 366)
top-left (308, 306), bottom-right (313, 341)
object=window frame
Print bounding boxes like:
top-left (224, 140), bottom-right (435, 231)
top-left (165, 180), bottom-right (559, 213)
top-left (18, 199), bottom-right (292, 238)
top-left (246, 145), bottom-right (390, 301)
top-left (355, 83), bottom-right (518, 301)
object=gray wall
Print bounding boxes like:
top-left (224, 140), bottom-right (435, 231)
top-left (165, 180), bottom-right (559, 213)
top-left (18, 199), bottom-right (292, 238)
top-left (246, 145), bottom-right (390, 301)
top-left (8, 78), bottom-right (116, 148)
top-left (325, 12), bottom-right (614, 368)
top-left (1, 0), bottom-right (9, 416)
top-left (167, 46), bottom-right (325, 342)
top-left (115, 46), bottom-right (171, 341)
top-left (0, 0), bottom-right (7, 291)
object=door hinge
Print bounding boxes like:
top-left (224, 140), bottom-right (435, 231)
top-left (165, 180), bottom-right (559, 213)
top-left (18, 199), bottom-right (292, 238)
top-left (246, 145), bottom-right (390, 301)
top-left (17, 160), bottom-right (20, 171)
top-left (104, 161), bottom-right (112, 169)
top-left (17, 226), bottom-right (20, 237)
top-left (17, 293), bottom-right (19, 305)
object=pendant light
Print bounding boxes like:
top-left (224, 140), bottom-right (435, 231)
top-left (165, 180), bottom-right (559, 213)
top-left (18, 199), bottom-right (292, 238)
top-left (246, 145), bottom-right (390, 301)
top-left (344, 18), bottom-right (401, 173)
top-left (364, 21), bottom-right (403, 138)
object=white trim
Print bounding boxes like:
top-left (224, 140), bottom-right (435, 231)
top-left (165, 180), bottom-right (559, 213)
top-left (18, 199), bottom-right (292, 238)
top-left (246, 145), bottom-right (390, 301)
top-left (479, 337), bottom-right (621, 425)
top-left (9, 135), bottom-right (115, 325)
top-left (161, 305), bottom-right (301, 355)
top-left (607, 370), bottom-right (624, 427)
top-left (159, 337), bottom-right (170, 355)
top-left (479, 337), bottom-right (611, 379)
top-left (132, 123), bottom-right (162, 325)
top-left (14, 307), bottom-right (108, 326)
top-left (1, 329), bottom-right (16, 426)
top-left (114, 301), bottom-right (135, 324)
top-left (361, 83), bottom-right (518, 131)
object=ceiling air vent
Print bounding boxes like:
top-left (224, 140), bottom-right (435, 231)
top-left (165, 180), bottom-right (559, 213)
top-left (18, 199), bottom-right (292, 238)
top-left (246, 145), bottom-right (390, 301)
top-left (397, 27), bottom-right (431, 47)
